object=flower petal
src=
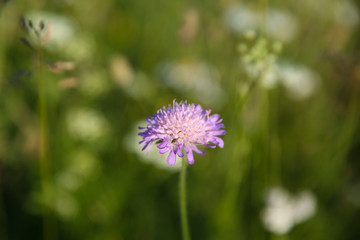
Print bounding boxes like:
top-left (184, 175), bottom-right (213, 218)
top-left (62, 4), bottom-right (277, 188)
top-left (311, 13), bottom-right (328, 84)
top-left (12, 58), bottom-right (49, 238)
top-left (167, 150), bottom-right (177, 165)
top-left (209, 114), bottom-right (220, 122)
top-left (184, 144), bottom-right (194, 164)
top-left (187, 150), bottom-right (194, 164)
top-left (212, 137), bottom-right (224, 148)
top-left (177, 144), bottom-right (184, 157)
top-left (146, 145), bottom-right (152, 154)
top-left (211, 130), bottom-right (226, 136)
top-left (138, 132), bottom-right (147, 137)
top-left (141, 141), bottom-right (151, 151)
top-left (191, 144), bottom-right (205, 155)
top-left (214, 123), bottom-right (225, 129)
top-left (203, 142), bottom-right (216, 148)
top-left (159, 147), bottom-right (170, 154)
top-left (157, 140), bottom-right (170, 149)
top-left (146, 118), bottom-right (155, 124)
top-left (156, 133), bottom-right (168, 138)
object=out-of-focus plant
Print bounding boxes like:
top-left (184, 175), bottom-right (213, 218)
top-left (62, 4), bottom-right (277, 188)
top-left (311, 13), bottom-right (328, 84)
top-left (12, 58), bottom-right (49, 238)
top-left (19, 16), bottom-right (57, 240)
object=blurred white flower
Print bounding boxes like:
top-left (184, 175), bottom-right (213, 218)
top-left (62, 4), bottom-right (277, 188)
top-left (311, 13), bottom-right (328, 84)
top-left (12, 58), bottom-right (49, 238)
top-left (278, 63), bottom-right (320, 100)
top-left (56, 150), bottom-right (101, 191)
top-left (223, 4), bottom-right (299, 43)
top-left (29, 185), bottom-right (79, 220)
top-left (110, 55), bottom-right (155, 100)
top-left (239, 36), bottom-right (282, 90)
top-left (242, 57), bottom-right (279, 89)
top-left (25, 11), bottom-right (76, 49)
top-left (334, 0), bottom-right (359, 27)
top-left (79, 69), bottom-right (110, 97)
top-left (158, 60), bottom-right (226, 109)
top-left (63, 34), bottom-right (95, 61)
top-left (266, 8), bottom-right (299, 43)
top-left (302, 0), bottom-right (359, 28)
top-left (124, 121), bottom-right (182, 171)
top-left (223, 3), bottom-right (259, 34)
top-left (25, 11), bottom-right (95, 60)
top-left (242, 54), bottom-right (321, 100)
top-left (292, 191), bottom-right (317, 224)
top-left (261, 65), bottom-right (279, 89)
top-left (56, 171), bottom-right (82, 192)
top-left (66, 108), bottom-right (109, 142)
top-left (68, 150), bottom-right (100, 177)
top-left (55, 190), bottom-right (78, 219)
top-left (346, 181), bottom-right (360, 207)
top-left (261, 187), bottom-right (317, 235)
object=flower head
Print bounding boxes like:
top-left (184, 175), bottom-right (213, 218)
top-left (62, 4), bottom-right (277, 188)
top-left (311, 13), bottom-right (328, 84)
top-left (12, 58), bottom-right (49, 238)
top-left (139, 100), bottom-right (226, 165)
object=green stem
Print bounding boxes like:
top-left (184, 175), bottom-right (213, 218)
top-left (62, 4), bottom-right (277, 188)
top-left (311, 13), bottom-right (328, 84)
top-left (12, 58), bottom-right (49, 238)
top-left (0, 166), bottom-right (8, 240)
top-left (179, 159), bottom-right (190, 240)
top-left (37, 47), bottom-right (57, 240)
top-left (37, 47), bottom-right (48, 184)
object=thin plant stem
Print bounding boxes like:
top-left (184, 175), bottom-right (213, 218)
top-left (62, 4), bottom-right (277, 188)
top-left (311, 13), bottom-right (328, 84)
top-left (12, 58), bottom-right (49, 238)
top-left (0, 166), bottom-right (8, 240)
top-left (36, 46), bottom-right (57, 240)
top-left (179, 159), bottom-right (190, 240)
top-left (0, 10), bottom-right (8, 240)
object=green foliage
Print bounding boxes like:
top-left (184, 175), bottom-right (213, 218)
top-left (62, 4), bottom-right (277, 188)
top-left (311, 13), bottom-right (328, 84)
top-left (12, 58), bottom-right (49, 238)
top-left (0, 0), bottom-right (360, 239)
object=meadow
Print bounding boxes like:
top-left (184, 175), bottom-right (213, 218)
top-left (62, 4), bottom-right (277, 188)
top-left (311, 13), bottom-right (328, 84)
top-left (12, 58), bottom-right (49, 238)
top-left (0, 0), bottom-right (360, 239)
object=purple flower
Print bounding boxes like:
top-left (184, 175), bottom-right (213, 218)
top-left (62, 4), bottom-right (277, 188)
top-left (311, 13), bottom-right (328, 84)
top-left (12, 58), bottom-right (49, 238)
top-left (139, 99), bottom-right (226, 165)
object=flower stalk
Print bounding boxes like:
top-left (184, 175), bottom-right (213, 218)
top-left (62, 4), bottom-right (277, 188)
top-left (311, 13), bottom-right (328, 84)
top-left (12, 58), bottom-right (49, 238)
top-left (179, 159), bottom-right (190, 240)
top-left (139, 100), bottom-right (225, 240)
top-left (36, 44), bottom-right (57, 240)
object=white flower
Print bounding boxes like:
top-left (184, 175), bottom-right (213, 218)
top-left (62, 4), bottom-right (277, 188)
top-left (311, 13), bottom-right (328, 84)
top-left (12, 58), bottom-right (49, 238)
top-left (25, 11), bottom-right (75, 50)
top-left (292, 191), bottom-right (317, 224)
top-left (334, 0), bottom-right (359, 27)
top-left (346, 181), bottom-right (360, 207)
top-left (266, 8), bottom-right (299, 43)
top-left (110, 55), bottom-right (155, 100)
top-left (223, 3), bottom-right (259, 34)
top-left (158, 60), bottom-right (226, 109)
top-left (25, 11), bottom-right (95, 60)
top-left (261, 187), bottom-right (317, 235)
top-left (55, 191), bottom-right (78, 219)
top-left (278, 63), bottom-right (320, 100)
top-left (239, 36), bottom-right (282, 90)
top-left (56, 150), bottom-right (101, 191)
top-left (66, 108), bottom-right (109, 142)
top-left (224, 4), bottom-right (299, 43)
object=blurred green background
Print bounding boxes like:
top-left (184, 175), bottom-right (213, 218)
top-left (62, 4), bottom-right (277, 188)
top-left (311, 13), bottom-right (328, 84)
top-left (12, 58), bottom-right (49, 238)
top-left (1, 0), bottom-right (360, 239)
